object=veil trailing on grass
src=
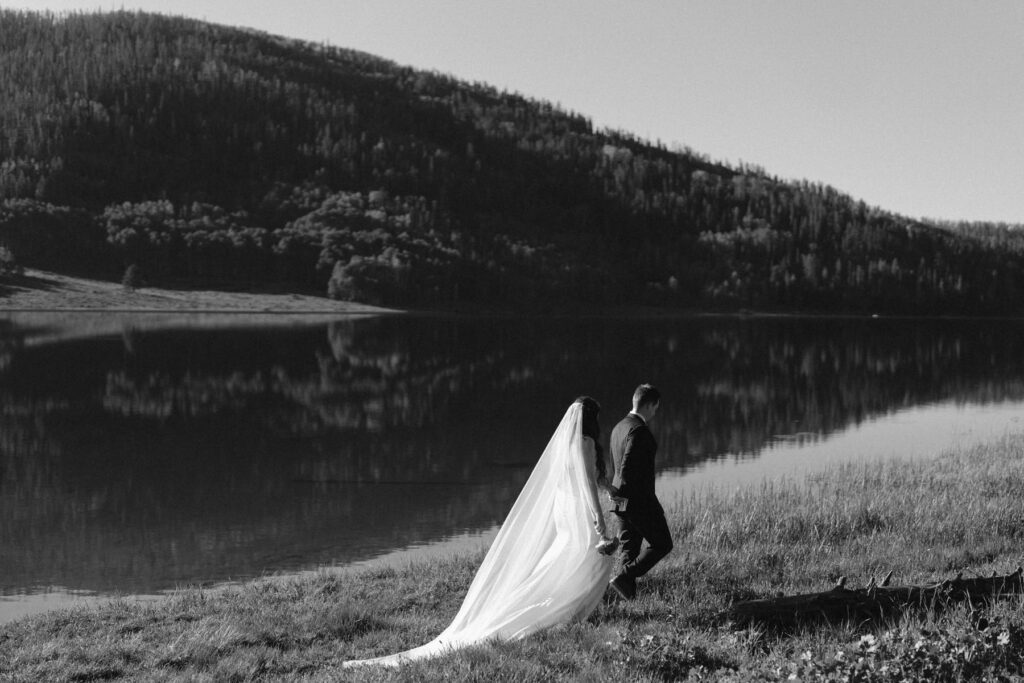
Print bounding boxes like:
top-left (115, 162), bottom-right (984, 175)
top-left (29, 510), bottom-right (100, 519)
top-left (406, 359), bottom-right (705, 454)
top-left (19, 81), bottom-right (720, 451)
top-left (344, 401), bottom-right (612, 668)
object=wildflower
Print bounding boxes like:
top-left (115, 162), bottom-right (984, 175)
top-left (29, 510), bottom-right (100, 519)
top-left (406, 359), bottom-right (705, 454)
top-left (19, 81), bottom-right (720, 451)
top-left (998, 631), bottom-right (1011, 646)
top-left (800, 650), bottom-right (813, 662)
top-left (835, 649), bottom-right (845, 661)
top-left (858, 634), bottom-right (878, 653)
top-left (788, 674), bottom-right (798, 681)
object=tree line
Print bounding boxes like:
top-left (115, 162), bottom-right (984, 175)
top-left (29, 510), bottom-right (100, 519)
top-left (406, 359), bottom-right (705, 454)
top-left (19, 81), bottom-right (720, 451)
top-left (1, 9), bottom-right (1022, 313)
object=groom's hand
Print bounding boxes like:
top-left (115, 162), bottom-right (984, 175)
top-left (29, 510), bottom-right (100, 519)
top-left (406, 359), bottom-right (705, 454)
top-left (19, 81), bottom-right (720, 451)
top-left (603, 487), bottom-right (623, 502)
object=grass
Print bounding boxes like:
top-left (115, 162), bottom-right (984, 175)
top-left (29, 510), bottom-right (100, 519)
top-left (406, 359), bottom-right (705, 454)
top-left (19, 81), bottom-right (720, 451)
top-left (3, 434), bottom-right (1024, 681)
top-left (0, 268), bottom-right (397, 313)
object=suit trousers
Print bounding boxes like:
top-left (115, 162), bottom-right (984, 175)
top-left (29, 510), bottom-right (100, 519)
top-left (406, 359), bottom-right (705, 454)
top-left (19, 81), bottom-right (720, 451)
top-left (614, 503), bottom-right (673, 579)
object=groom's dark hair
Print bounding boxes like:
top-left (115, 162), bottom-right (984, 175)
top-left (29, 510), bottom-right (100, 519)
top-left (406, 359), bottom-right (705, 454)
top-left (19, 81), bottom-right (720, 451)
top-left (633, 383), bottom-right (661, 408)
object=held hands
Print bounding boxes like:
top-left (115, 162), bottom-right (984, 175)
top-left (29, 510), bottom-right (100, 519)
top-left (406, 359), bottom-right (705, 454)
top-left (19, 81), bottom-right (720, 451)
top-left (593, 518), bottom-right (617, 555)
top-left (594, 535), bottom-right (618, 555)
top-left (603, 487), bottom-right (627, 508)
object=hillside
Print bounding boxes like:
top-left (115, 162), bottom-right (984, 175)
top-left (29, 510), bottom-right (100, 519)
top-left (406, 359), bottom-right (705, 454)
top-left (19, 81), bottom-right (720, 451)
top-left (1, 9), bottom-right (1023, 313)
top-left (0, 268), bottom-right (392, 312)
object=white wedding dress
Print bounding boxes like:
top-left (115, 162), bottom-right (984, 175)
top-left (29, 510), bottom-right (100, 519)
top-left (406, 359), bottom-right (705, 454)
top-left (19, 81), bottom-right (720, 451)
top-left (344, 401), bottom-right (613, 668)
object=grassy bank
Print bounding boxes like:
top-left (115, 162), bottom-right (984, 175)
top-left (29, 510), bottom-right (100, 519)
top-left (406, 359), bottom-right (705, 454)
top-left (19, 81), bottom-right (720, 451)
top-left (0, 269), bottom-right (396, 313)
top-left (4, 436), bottom-right (1024, 681)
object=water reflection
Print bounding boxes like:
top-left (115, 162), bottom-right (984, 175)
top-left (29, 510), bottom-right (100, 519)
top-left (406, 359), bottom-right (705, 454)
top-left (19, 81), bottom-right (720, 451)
top-left (2, 314), bottom-right (1024, 622)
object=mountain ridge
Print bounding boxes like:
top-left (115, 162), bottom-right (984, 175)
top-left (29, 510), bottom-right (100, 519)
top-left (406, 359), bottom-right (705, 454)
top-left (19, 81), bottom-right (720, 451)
top-left (1, 9), bottom-right (1022, 313)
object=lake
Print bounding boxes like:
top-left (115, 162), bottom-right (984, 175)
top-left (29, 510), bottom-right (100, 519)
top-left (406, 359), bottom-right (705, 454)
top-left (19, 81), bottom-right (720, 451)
top-left (2, 312), bottom-right (1024, 623)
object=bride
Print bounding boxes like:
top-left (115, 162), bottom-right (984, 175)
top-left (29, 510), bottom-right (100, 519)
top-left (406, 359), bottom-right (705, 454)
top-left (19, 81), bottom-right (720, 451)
top-left (344, 396), bottom-right (616, 668)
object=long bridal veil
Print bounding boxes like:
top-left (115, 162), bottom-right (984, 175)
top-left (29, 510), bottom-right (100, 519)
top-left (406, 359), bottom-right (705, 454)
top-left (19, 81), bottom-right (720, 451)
top-left (344, 401), bottom-right (612, 668)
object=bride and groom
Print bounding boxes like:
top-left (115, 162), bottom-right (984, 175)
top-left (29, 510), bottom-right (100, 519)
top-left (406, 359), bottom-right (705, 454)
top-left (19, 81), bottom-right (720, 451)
top-left (345, 383), bottom-right (674, 668)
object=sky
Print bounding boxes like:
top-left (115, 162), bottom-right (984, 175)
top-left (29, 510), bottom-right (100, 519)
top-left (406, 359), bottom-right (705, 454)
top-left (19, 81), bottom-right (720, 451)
top-left (6, 0), bottom-right (1024, 224)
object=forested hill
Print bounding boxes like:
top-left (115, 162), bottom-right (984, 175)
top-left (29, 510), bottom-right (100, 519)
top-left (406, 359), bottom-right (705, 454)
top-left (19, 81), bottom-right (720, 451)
top-left (1, 10), bottom-right (1023, 313)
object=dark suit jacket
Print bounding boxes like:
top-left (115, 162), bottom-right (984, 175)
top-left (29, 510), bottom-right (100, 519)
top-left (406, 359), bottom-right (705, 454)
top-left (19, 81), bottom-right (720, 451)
top-left (609, 413), bottom-right (658, 511)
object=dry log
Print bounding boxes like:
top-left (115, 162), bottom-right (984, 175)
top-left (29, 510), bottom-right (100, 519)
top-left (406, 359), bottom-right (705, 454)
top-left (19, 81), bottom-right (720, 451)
top-left (723, 567), bottom-right (1024, 629)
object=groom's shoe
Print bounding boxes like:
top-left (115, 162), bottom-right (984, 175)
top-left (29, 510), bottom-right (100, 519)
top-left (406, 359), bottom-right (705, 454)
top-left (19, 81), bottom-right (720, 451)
top-left (609, 573), bottom-right (636, 600)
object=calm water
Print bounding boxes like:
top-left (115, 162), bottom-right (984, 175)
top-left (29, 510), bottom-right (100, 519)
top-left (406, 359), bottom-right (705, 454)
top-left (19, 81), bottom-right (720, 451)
top-left (3, 312), bottom-right (1024, 623)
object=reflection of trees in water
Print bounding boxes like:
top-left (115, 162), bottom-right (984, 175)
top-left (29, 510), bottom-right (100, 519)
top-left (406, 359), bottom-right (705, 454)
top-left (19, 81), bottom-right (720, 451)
top-left (3, 316), bottom-right (1024, 595)
top-left (0, 318), bottom-right (533, 593)
top-left (0, 320), bottom-right (24, 373)
top-left (6, 316), bottom-right (1024, 488)
top-left (6, 317), bottom-right (1024, 479)
top-left (102, 371), bottom-right (269, 419)
top-left (0, 402), bottom-right (65, 537)
top-left (302, 319), bottom-right (506, 433)
top-left (656, 320), bottom-right (1024, 463)
top-left (58, 315), bottom-right (1024, 481)
top-left (0, 396), bottom-right (526, 592)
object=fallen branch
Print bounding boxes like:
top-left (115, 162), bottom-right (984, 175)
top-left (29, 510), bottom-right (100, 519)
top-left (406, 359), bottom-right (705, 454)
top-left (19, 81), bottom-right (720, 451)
top-left (723, 567), bottom-right (1024, 629)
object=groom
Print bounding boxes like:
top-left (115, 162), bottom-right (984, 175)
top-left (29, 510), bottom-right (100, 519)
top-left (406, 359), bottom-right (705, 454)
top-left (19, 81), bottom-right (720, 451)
top-left (608, 383), bottom-right (673, 600)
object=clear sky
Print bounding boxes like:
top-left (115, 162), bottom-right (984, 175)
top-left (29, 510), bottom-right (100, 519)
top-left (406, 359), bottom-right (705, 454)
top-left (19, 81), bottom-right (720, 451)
top-left (7, 0), bottom-right (1024, 223)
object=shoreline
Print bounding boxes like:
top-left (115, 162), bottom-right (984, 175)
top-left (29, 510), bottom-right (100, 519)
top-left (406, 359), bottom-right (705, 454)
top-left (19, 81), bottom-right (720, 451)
top-left (1, 269), bottom-right (401, 344)
top-left (4, 434), bottom-right (1024, 680)
top-left (6, 269), bottom-right (1024, 321)
top-left (0, 269), bottom-right (401, 315)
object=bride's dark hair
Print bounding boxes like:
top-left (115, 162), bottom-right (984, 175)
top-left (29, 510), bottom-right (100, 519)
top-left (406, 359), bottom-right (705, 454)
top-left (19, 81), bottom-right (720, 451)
top-left (574, 396), bottom-right (606, 482)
